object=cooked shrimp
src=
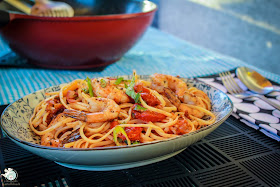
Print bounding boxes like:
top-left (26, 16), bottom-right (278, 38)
top-left (188, 88), bottom-right (211, 110)
top-left (179, 104), bottom-right (204, 118)
top-left (163, 88), bottom-right (204, 118)
top-left (41, 131), bottom-right (54, 146)
top-left (180, 92), bottom-right (204, 106)
top-left (45, 99), bottom-right (65, 125)
top-left (41, 131), bottom-right (60, 147)
top-left (41, 113), bottom-right (65, 147)
top-left (151, 73), bottom-right (210, 110)
top-left (189, 88), bottom-right (210, 102)
top-left (64, 97), bottom-right (121, 123)
top-left (150, 73), bottom-right (188, 97)
top-left (61, 129), bottom-right (81, 145)
top-left (91, 78), bottom-right (130, 104)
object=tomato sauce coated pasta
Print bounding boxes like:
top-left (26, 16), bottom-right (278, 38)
top-left (29, 72), bottom-right (216, 148)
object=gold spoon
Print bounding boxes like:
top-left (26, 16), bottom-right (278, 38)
top-left (236, 67), bottom-right (280, 95)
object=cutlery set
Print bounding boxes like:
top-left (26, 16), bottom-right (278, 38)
top-left (219, 67), bottom-right (280, 110)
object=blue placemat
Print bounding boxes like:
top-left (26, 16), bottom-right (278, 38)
top-left (1, 27), bottom-right (280, 105)
top-left (0, 36), bottom-right (10, 58)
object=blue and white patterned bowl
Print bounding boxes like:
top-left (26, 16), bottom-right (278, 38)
top-left (0, 75), bottom-right (233, 171)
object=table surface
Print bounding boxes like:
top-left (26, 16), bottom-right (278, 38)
top-left (1, 28), bottom-right (280, 105)
top-left (0, 27), bottom-right (280, 187)
top-left (0, 106), bottom-right (279, 187)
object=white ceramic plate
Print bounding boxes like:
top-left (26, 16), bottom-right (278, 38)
top-left (0, 75), bottom-right (233, 171)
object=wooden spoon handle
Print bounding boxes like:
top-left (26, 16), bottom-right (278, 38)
top-left (3, 0), bottom-right (31, 14)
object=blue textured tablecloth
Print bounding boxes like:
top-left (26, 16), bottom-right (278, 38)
top-left (1, 27), bottom-right (280, 105)
top-left (1, 27), bottom-right (280, 141)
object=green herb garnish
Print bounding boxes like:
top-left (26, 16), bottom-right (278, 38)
top-left (85, 77), bottom-right (94, 97)
top-left (132, 141), bottom-right (140, 145)
top-left (114, 77), bottom-right (124, 85)
top-left (134, 104), bottom-right (147, 111)
top-left (125, 76), bottom-right (141, 104)
top-left (134, 93), bottom-right (141, 103)
top-left (113, 126), bottom-right (131, 146)
top-left (100, 79), bottom-right (107, 88)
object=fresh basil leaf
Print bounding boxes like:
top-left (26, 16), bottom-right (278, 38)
top-left (125, 76), bottom-right (141, 104)
top-left (134, 93), bottom-right (141, 103)
top-left (134, 104), bottom-right (147, 111)
top-left (114, 77), bottom-right (124, 85)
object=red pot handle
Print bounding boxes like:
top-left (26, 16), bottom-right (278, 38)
top-left (0, 10), bottom-right (10, 28)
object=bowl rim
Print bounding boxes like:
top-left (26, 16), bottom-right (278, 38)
top-left (12, 1), bottom-right (157, 21)
top-left (0, 77), bottom-right (233, 151)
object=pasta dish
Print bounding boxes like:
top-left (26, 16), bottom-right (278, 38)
top-left (29, 72), bottom-right (216, 148)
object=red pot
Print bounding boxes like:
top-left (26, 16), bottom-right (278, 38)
top-left (0, 0), bottom-right (156, 69)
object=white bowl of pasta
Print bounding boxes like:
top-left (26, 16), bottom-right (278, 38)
top-left (1, 73), bottom-right (233, 171)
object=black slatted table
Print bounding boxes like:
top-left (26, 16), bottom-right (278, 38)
top-left (0, 105), bottom-right (279, 187)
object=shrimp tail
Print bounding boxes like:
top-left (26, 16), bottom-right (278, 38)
top-left (63, 109), bottom-right (87, 121)
top-left (163, 88), bottom-right (181, 108)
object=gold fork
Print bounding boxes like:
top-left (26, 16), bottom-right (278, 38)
top-left (219, 71), bottom-right (280, 110)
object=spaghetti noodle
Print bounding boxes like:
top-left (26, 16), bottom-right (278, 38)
top-left (29, 72), bottom-right (216, 148)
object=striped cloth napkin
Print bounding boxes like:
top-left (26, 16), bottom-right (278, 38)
top-left (197, 71), bottom-right (280, 141)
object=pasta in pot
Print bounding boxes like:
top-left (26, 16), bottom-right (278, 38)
top-left (29, 71), bottom-right (216, 148)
